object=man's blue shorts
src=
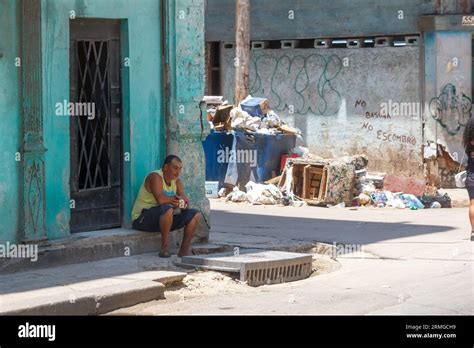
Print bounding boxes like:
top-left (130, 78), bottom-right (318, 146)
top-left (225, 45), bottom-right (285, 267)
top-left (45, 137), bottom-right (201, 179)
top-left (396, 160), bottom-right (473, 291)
top-left (132, 203), bottom-right (199, 232)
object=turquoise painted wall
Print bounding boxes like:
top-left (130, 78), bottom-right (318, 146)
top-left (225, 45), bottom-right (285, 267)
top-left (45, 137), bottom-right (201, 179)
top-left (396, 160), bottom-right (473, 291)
top-left (166, 0), bottom-right (210, 242)
top-left (41, 0), bottom-right (164, 239)
top-left (0, 0), bottom-right (209, 243)
top-left (0, 0), bottom-right (21, 244)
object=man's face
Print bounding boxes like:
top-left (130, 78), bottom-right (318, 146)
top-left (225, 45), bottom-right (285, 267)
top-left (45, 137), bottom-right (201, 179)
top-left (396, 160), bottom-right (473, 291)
top-left (164, 159), bottom-right (182, 180)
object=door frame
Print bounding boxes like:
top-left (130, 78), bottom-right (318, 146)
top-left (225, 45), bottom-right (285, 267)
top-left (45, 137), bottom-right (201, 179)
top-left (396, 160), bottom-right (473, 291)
top-left (68, 18), bottom-right (126, 232)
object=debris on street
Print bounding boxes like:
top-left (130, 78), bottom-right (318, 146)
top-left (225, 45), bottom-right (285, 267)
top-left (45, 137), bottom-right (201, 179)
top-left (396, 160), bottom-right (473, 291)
top-left (203, 96), bottom-right (453, 210)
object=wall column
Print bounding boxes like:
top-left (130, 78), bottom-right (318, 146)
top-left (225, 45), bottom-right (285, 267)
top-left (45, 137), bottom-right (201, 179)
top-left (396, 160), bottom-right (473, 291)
top-left (165, 0), bottom-right (210, 242)
top-left (20, 0), bottom-right (47, 242)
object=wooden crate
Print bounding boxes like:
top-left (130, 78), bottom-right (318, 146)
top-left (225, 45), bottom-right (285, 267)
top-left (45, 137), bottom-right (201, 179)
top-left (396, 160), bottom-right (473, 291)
top-left (291, 164), bottom-right (306, 197)
top-left (278, 162), bottom-right (328, 203)
top-left (302, 165), bottom-right (326, 200)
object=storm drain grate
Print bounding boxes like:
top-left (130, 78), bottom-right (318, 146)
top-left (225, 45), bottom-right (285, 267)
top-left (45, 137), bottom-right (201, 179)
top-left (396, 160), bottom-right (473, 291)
top-left (244, 260), bottom-right (312, 286)
top-left (181, 249), bottom-right (313, 287)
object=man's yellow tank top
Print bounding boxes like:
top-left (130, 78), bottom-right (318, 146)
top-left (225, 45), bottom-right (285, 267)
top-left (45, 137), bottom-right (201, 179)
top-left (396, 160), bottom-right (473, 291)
top-left (131, 169), bottom-right (177, 221)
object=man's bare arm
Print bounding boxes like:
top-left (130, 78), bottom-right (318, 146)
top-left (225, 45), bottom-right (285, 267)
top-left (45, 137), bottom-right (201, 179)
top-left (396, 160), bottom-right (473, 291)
top-left (146, 173), bottom-right (179, 206)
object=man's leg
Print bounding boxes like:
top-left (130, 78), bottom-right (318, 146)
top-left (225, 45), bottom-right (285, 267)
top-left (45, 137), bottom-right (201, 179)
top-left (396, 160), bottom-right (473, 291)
top-left (159, 206), bottom-right (174, 256)
top-left (178, 211), bottom-right (200, 257)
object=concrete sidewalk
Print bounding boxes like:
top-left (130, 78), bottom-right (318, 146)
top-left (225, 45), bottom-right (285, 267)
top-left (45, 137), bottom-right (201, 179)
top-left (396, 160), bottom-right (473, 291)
top-left (0, 228), bottom-right (162, 274)
top-left (0, 229), bottom-right (327, 315)
top-left (0, 253), bottom-right (187, 315)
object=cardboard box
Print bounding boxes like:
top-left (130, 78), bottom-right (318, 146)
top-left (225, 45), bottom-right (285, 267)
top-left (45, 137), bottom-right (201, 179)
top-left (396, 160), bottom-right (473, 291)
top-left (212, 105), bottom-right (232, 123)
top-left (212, 104), bottom-right (233, 131)
top-left (240, 97), bottom-right (270, 117)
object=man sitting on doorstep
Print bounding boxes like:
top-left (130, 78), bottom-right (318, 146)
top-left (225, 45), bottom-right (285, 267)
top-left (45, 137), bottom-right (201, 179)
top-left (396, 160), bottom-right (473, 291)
top-left (131, 155), bottom-right (200, 257)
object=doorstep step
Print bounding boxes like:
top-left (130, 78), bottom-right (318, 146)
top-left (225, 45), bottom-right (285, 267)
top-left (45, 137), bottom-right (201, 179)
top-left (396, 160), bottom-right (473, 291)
top-left (0, 228), bottom-right (162, 274)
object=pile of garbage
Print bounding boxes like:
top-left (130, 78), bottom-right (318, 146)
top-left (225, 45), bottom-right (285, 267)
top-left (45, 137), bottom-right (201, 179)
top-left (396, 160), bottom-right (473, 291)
top-left (205, 95), bottom-right (301, 136)
top-left (215, 148), bottom-right (452, 210)
top-left (204, 96), bottom-right (453, 210)
top-left (352, 173), bottom-right (452, 210)
top-left (220, 181), bottom-right (286, 206)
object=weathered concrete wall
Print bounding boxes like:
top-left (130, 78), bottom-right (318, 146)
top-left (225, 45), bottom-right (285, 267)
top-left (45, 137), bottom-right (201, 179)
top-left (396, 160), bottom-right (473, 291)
top-left (222, 46), bottom-right (423, 177)
top-left (0, 0), bottom-right (21, 243)
top-left (206, 0), bottom-right (437, 41)
top-left (166, 0), bottom-right (210, 242)
top-left (423, 31), bottom-right (472, 187)
top-left (425, 31), bottom-right (472, 158)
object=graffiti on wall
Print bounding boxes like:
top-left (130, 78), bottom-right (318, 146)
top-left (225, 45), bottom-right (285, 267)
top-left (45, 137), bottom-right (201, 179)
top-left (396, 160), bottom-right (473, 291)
top-left (361, 122), bottom-right (417, 146)
top-left (429, 84), bottom-right (472, 135)
top-left (249, 54), bottom-right (342, 116)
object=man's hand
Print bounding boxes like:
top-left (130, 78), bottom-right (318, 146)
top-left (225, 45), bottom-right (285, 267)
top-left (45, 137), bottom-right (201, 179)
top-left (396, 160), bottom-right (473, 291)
top-left (170, 197), bottom-right (180, 208)
top-left (176, 179), bottom-right (190, 209)
top-left (176, 195), bottom-right (189, 209)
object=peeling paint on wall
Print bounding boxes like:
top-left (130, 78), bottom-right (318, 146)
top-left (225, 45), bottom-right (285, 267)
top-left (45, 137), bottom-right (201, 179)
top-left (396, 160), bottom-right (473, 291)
top-left (423, 30), bottom-right (472, 187)
top-left (167, 0), bottom-right (209, 242)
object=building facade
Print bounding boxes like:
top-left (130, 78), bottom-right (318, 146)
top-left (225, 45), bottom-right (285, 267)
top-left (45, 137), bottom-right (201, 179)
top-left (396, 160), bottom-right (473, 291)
top-left (0, 0), bottom-right (209, 244)
top-left (205, 0), bottom-right (473, 187)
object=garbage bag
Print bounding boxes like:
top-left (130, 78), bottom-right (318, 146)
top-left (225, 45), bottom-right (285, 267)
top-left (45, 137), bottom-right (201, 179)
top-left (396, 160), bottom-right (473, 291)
top-left (245, 181), bottom-right (282, 205)
top-left (358, 193), bottom-right (371, 206)
top-left (419, 193), bottom-right (452, 208)
top-left (370, 192), bottom-right (388, 205)
top-left (225, 187), bottom-right (247, 202)
top-left (400, 194), bottom-right (424, 209)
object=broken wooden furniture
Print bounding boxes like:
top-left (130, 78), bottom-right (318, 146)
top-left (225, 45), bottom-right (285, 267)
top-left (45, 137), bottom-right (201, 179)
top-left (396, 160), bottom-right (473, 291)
top-left (278, 161), bottom-right (328, 205)
top-left (279, 157), bottom-right (358, 206)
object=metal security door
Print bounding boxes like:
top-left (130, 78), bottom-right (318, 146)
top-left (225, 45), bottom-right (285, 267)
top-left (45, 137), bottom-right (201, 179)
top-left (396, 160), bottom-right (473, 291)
top-left (69, 19), bottom-right (122, 232)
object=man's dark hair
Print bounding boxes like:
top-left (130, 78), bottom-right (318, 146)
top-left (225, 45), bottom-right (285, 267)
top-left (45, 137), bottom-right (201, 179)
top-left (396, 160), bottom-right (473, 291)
top-left (163, 155), bottom-right (182, 168)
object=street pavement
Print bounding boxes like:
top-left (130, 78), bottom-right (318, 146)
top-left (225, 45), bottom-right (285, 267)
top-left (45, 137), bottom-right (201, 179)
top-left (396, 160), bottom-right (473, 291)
top-left (113, 200), bottom-right (473, 315)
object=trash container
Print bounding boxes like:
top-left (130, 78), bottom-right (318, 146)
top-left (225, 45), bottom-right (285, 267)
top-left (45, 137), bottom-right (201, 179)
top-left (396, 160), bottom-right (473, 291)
top-left (202, 129), bottom-right (296, 189)
top-left (202, 130), bottom-right (234, 189)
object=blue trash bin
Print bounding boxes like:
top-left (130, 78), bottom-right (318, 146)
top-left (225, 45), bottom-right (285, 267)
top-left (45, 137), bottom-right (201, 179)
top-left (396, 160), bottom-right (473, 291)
top-left (202, 129), bottom-right (296, 189)
top-left (202, 130), bottom-right (234, 189)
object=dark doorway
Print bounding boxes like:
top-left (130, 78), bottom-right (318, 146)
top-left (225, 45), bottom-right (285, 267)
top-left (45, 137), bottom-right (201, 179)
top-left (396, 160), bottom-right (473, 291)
top-left (205, 42), bottom-right (221, 95)
top-left (69, 19), bottom-right (122, 233)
